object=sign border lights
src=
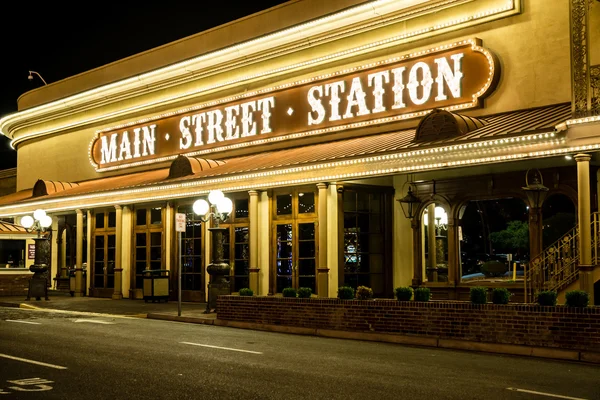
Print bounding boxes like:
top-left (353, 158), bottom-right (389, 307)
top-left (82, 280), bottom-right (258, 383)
top-left (89, 38), bottom-right (500, 172)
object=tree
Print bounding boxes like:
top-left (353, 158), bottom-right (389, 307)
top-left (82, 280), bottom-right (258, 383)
top-left (489, 220), bottom-right (529, 256)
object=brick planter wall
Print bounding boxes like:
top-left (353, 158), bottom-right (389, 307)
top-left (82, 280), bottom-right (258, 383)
top-left (0, 273), bottom-right (31, 296)
top-left (217, 296), bottom-right (600, 352)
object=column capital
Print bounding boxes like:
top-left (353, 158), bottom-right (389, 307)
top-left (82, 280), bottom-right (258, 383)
top-left (76, 209), bottom-right (84, 215)
top-left (248, 190), bottom-right (260, 197)
top-left (574, 153), bottom-right (592, 162)
top-left (114, 205), bottom-right (122, 211)
top-left (316, 182), bottom-right (329, 190)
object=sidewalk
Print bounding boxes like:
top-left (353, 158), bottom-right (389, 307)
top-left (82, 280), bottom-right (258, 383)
top-left (0, 290), bottom-right (216, 322)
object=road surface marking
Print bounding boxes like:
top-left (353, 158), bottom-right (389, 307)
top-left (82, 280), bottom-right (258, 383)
top-left (507, 388), bottom-right (588, 400)
top-left (0, 354), bottom-right (67, 370)
top-left (6, 320), bottom-right (41, 325)
top-left (180, 342), bottom-right (263, 354)
top-left (73, 319), bottom-right (115, 324)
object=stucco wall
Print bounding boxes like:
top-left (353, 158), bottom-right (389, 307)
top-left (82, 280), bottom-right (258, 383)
top-left (15, 0), bottom-right (572, 190)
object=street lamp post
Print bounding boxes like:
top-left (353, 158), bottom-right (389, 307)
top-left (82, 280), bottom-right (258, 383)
top-left (193, 190), bottom-right (233, 313)
top-left (20, 209), bottom-right (53, 301)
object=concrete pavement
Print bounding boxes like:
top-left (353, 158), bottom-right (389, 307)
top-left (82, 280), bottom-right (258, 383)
top-left (0, 290), bottom-right (215, 320)
top-left (2, 290), bottom-right (600, 365)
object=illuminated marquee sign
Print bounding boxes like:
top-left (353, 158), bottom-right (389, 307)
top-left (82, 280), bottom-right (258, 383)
top-left (90, 39), bottom-right (499, 171)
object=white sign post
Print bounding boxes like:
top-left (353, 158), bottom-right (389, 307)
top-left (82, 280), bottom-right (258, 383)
top-left (175, 213), bottom-right (186, 317)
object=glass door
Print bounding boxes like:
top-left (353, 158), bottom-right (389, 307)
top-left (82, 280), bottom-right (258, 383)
top-left (272, 187), bottom-right (318, 294)
top-left (91, 210), bottom-right (116, 297)
top-left (274, 222), bottom-right (317, 293)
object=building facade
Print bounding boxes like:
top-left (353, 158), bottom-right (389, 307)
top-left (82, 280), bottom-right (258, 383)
top-left (0, 0), bottom-right (599, 303)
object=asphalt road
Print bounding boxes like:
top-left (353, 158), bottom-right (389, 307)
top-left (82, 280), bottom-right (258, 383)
top-left (0, 307), bottom-right (599, 400)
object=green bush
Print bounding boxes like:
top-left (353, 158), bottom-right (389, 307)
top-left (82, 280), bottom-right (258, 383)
top-left (565, 290), bottom-right (589, 307)
top-left (537, 290), bottom-right (557, 306)
top-left (470, 287), bottom-right (488, 304)
top-left (297, 287), bottom-right (312, 298)
top-left (355, 286), bottom-right (373, 300)
top-left (492, 288), bottom-right (511, 305)
top-left (282, 287), bottom-right (297, 298)
top-left (338, 286), bottom-right (355, 300)
top-left (395, 287), bottom-right (413, 301)
top-left (239, 288), bottom-right (254, 296)
top-left (414, 287), bottom-right (431, 302)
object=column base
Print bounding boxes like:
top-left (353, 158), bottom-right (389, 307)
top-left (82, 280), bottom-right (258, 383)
top-left (317, 268), bottom-right (329, 298)
top-left (578, 264), bottom-right (595, 305)
top-left (111, 293), bottom-right (123, 300)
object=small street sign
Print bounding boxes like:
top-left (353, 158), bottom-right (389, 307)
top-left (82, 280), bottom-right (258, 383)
top-left (175, 213), bottom-right (186, 233)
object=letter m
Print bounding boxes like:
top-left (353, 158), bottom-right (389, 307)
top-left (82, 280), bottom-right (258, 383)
top-left (100, 133), bottom-right (118, 164)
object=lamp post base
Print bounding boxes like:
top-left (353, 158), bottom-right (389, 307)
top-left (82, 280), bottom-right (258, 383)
top-left (26, 265), bottom-right (49, 301)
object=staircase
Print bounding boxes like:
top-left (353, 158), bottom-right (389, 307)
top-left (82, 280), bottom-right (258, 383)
top-left (525, 212), bottom-right (600, 303)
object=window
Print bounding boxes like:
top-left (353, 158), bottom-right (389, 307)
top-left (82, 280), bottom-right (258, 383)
top-left (343, 188), bottom-right (389, 296)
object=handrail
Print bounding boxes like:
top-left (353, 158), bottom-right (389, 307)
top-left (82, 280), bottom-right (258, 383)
top-left (525, 212), bottom-right (600, 302)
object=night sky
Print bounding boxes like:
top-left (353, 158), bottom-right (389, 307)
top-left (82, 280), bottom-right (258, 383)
top-left (0, 1), bottom-right (288, 169)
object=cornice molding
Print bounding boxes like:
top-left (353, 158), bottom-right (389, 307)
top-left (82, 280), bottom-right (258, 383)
top-left (1, 128), bottom-right (592, 218)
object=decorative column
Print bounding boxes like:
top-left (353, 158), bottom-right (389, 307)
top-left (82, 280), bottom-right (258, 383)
top-left (446, 217), bottom-right (457, 289)
top-left (575, 153), bottom-right (594, 303)
top-left (248, 190), bottom-right (260, 294)
top-left (74, 209), bottom-right (84, 297)
top-left (121, 206), bottom-right (132, 298)
top-left (316, 183), bottom-right (329, 297)
top-left (60, 228), bottom-right (67, 278)
top-left (112, 205), bottom-right (123, 300)
top-left (427, 204), bottom-right (437, 282)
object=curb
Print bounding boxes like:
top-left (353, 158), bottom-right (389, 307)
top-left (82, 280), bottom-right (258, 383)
top-left (1, 303), bottom-right (148, 319)
top-left (147, 313), bottom-right (600, 364)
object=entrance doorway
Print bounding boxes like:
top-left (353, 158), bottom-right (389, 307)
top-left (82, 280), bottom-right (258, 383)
top-left (91, 210), bottom-right (116, 297)
top-left (271, 188), bottom-right (318, 294)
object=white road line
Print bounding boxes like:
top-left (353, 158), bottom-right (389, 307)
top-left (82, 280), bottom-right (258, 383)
top-left (0, 353), bottom-right (67, 370)
top-left (507, 388), bottom-right (588, 400)
top-left (6, 320), bottom-right (41, 325)
top-left (73, 319), bottom-right (115, 324)
top-left (180, 342), bottom-right (263, 354)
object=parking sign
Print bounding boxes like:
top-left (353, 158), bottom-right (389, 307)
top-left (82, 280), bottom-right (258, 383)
top-left (175, 213), bottom-right (186, 232)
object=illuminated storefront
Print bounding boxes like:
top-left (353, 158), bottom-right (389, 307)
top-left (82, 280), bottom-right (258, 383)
top-left (0, 0), bottom-right (598, 302)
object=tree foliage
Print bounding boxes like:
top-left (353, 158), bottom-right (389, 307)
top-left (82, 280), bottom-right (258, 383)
top-left (489, 220), bottom-right (529, 252)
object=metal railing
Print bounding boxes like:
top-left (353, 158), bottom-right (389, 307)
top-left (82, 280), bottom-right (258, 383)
top-left (524, 212), bottom-right (600, 302)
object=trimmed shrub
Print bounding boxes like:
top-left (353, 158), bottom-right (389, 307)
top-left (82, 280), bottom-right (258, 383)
top-left (492, 288), bottom-right (511, 305)
top-left (414, 287), bottom-right (431, 302)
top-left (537, 290), bottom-right (557, 306)
top-left (338, 286), bottom-right (355, 300)
top-left (239, 288), bottom-right (254, 296)
top-left (395, 287), bottom-right (413, 301)
top-left (470, 287), bottom-right (488, 304)
top-left (355, 286), bottom-right (373, 300)
top-left (297, 287), bottom-right (312, 298)
top-left (565, 290), bottom-right (589, 307)
top-left (282, 287), bottom-right (297, 298)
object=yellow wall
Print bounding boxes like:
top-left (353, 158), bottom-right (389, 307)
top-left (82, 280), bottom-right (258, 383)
top-left (14, 0), bottom-right (572, 190)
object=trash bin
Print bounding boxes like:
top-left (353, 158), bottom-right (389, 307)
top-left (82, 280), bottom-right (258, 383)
top-left (69, 267), bottom-right (87, 297)
top-left (143, 269), bottom-right (169, 303)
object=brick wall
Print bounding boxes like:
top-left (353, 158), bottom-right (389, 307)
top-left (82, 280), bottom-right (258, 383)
top-left (217, 297), bottom-right (600, 352)
top-left (0, 273), bottom-right (30, 296)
